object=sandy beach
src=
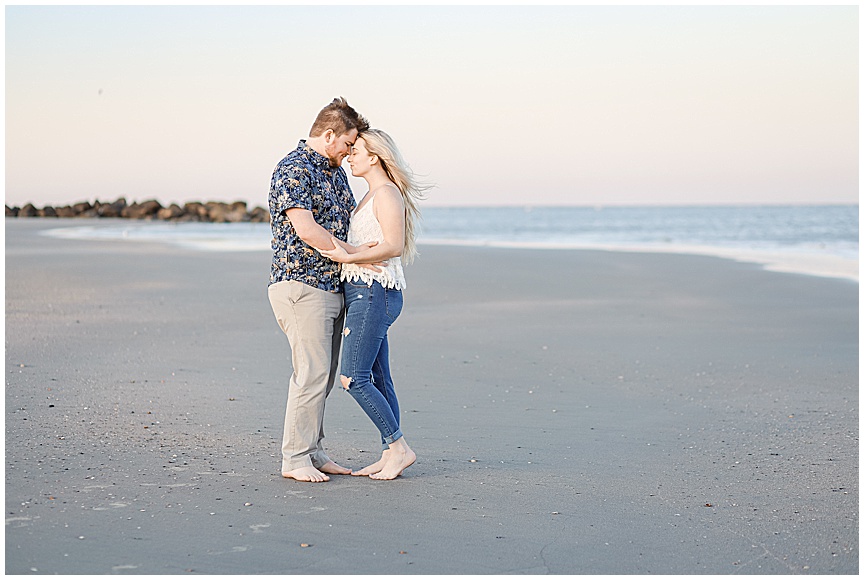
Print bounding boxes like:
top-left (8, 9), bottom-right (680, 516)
top-left (5, 218), bottom-right (858, 574)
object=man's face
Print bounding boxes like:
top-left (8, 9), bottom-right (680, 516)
top-left (324, 129), bottom-right (358, 168)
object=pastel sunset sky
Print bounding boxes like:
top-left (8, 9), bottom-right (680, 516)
top-left (5, 4), bottom-right (859, 208)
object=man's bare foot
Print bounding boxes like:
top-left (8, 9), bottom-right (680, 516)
top-left (352, 450), bottom-right (391, 476)
top-left (282, 465), bottom-right (329, 483)
top-left (319, 460), bottom-right (352, 475)
top-left (370, 446), bottom-right (415, 480)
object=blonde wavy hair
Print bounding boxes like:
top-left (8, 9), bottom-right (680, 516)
top-left (359, 128), bottom-right (432, 264)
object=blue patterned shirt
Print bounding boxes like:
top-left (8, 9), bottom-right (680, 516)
top-left (268, 140), bottom-right (356, 291)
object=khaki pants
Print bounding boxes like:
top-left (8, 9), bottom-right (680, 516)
top-left (268, 280), bottom-right (344, 473)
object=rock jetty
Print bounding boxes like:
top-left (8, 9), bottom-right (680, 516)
top-left (5, 198), bottom-right (269, 223)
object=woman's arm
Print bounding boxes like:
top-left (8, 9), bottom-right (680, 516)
top-left (316, 187), bottom-right (405, 264)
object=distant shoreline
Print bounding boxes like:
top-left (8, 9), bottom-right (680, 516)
top-left (5, 198), bottom-right (269, 223)
top-left (6, 203), bottom-right (859, 283)
top-left (29, 217), bottom-right (859, 283)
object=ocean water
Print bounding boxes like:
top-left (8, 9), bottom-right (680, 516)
top-left (42, 205), bottom-right (858, 281)
top-left (420, 205), bottom-right (858, 254)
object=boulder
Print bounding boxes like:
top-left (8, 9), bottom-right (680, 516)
top-left (123, 200), bottom-right (162, 219)
top-left (77, 208), bottom-right (100, 218)
top-left (226, 201), bottom-right (249, 222)
top-left (204, 202), bottom-right (229, 222)
top-left (183, 202), bottom-right (208, 221)
top-left (38, 206), bottom-right (58, 217)
top-left (157, 204), bottom-right (184, 220)
top-left (249, 206), bottom-right (269, 223)
top-left (19, 204), bottom-right (37, 217)
top-left (99, 205), bottom-right (119, 217)
top-left (72, 201), bottom-right (92, 214)
top-left (98, 198), bottom-right (127, 218)
top-left (226, 210), bottom-right (249, 223)
top-left (96, 197), bottom-right (126, 217)
top-left (183, 201), bottom-right (200, 212)
top-left (55, 206), bottom-right (77, 218)
top-left (6, 205), bottom-right (19, 217)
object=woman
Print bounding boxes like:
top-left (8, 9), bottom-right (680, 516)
top-left (316, 129), bottom-right (428, 480)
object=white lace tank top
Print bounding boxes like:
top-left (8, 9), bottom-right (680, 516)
top-left (340, 193), bottom-right (406, 290)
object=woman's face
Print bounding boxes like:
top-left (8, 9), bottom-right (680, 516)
top-left (348, 137), bottom-right (374, 177)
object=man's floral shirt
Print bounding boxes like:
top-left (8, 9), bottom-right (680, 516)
top-left (268, 140), bottom-right (355, 292)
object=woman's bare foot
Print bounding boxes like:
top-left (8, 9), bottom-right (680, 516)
top-left (370, 440), bottom-right (415, 480)
top-left (352, 449), bottom-right (391, 476)
top-left (282, 465), bottom-right (329, 483)
top-left (319, 460), bottom-right (352, 475)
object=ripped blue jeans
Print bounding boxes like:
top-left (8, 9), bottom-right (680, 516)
top-left (340, 279), bottom-right (404, 448)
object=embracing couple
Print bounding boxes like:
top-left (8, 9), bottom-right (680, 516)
top-left (267, 97), bottom-right (427, 483)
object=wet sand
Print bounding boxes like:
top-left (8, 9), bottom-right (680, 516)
top-left (5, 218), bottom-right (858, 574)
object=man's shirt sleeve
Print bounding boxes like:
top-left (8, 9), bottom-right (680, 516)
top-left (270, 161), bottom-right (313, 216)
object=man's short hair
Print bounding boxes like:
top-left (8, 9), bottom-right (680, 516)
top-left (309, 97), bottom-right (369, 138)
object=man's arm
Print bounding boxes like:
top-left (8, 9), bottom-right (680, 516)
top-left (284, 208), bottom-right (337, 250)
top-left (286, 208), bottom-right (383, 269)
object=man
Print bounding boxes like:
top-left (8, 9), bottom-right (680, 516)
top-left (267, 97), bottom-right (370, 482)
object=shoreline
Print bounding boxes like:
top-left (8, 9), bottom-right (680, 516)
top-left (420, 238), bottom-right (860, 283)
top-left (35, 218), bottom-right (859, 283)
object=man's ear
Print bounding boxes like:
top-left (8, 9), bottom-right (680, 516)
top-left (322, 129), bottom-right (335, 144)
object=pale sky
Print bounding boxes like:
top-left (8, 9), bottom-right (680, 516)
top-left (4, 5), bottom-right (859, 208)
